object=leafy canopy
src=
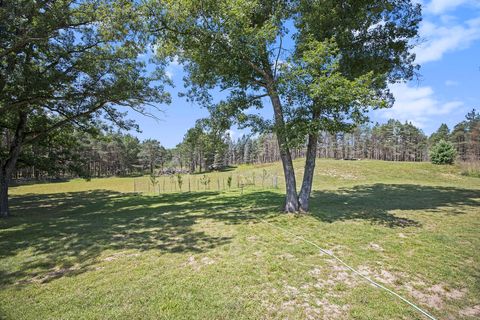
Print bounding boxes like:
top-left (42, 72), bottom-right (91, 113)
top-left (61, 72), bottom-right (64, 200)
top-left (0, 0), bottom-right (170, 145)
top-left (148, 0), bottom-right (421, 143)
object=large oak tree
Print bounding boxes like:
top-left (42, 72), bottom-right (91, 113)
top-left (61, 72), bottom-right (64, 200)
top-left (148, 0), bottom-right (421, 212)
top-left (0, 0), bottom-right (170, 217)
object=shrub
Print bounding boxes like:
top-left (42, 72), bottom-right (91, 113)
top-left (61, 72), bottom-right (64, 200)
top-left (150, 172), bottom-right (158, 187)
top-left (200, 174), bottom-right (210, 190)
top-left (176, 174), bottom-right (183, 190)
top-left (429, 140), bottom-right (457, 165)
top-left (459, 161), bottom-right (480, 177)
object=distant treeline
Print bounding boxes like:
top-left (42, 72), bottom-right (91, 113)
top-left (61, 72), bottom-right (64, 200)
top-left (3, 110), bottom-right (479, 181)
top-left (174, 109), bottom-right (479, 171)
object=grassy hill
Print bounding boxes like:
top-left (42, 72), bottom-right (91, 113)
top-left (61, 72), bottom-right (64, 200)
top-left (1, 160), bottom-right (479, 319)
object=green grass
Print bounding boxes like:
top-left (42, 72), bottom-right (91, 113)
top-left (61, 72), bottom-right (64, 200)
top-left (1, 159), bottom-right (479, 319)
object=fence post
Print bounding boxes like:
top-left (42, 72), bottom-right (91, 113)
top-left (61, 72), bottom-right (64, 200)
top-left (217, 178), bottom-right (220, 191)
top-left (133, 178), bottom-right (136, 193)
top-left (188, 178), bottom-right (191, 192)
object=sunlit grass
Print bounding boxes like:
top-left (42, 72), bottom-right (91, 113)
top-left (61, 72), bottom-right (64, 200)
top-left (1, 160), bottom-right (479, 319)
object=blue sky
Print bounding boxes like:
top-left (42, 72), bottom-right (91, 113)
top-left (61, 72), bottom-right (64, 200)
top-left (126, 0), bottom-right (480, 148)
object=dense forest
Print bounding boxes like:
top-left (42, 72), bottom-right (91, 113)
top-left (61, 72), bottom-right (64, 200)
top-left (4, 110), bottom-right (479, 181)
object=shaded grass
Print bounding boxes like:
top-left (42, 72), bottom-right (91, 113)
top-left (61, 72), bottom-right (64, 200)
top-left (1, 160), bottom-right (479, 319)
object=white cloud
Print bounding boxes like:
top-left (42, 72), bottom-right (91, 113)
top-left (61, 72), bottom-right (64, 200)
top-left (426, 0), bottom-right (470, 14)
top-left (415, 17), bottom-right (480, 64)
top-left (169, 55), bottom-right (181, 67)
top-left (165, 70), bottom-right (173, 80)
top-left (225, 129), bottom-right (236, 138)
top-left (376, 83), bottom-right (463, 128)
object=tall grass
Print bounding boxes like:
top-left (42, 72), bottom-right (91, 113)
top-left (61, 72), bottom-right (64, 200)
top-left (459, 160), bottom-right (480, 178)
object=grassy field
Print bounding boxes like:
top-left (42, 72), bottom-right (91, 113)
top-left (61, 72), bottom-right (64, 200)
top-left (1, 159), bottom-right (479, 319)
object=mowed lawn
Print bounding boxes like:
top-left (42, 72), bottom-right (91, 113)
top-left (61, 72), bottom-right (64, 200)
top-left (1, 160), bottom-right (479, 319)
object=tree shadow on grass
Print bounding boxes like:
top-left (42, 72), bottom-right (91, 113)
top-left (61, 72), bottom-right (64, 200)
top-left (0, 190), bottom-right (278, 285)
top-left (309, 184), bottom-right (480, 227)
top-left (0, 183), bottom-right (478, 285)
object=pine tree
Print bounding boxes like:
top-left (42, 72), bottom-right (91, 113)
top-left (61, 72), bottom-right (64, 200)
top-left (430, 140), bottom-right (457, 165)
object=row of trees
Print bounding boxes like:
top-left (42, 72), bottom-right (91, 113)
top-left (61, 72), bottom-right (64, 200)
top-left (9, 108), bottom-right (478, 182)
top-left (449, 110), bottom-right (480, 161)
top-left (5, 129), bottom-right (172, 180)
top-left (172, 110), bottom-right (479, 169)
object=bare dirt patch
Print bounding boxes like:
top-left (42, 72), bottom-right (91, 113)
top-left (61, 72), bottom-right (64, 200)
top-left (274, 262), bottom-right (360, 318)
top-left (183, 255), bottom-right (216, 271)
top-left (404, 283), bottom-right (467, 310)
top-left (278, 253), bottom-right (295, 260)
top-left (316, 298), bottom-right (349, 320)
top-left (368, 242), bottom-right (384, 251)
top-left (460, 305), bottom-right (480, 317)
top-left (357, 265), bottom-right (402, 285)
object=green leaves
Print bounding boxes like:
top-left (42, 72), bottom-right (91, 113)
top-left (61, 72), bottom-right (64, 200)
top-left (148, 0), bottom-right (420, 151)
top-left (430, 140), bottom-right (457, 165)
top-left (0, 0), bottom-right (170, 141)
top-left (279, 38), bottom-right (388, 148)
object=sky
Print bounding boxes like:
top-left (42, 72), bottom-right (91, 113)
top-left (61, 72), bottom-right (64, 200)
top-left (126, 0), bottom-right (480, 148)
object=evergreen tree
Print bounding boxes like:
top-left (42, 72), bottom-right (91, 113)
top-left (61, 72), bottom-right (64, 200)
top-left (139, 140), bottom-right (163, 174)
top-left (430, 140), bottom-right (457, 165)
top-left (430, 124), bottom-right (450, 145)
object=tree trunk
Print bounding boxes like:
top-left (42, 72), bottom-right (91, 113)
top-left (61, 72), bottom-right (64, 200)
top-left (0, 111), bottom-right (27, 218)
top-left (298, 133), bottom-right (318, 212)
top-left (0, 171), bottom-right (9, 218)
top-left (268, 90), bottom-right (299, 212)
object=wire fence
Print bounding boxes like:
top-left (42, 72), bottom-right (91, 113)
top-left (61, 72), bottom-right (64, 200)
top-left (133, 171), bottom-right (280, 195)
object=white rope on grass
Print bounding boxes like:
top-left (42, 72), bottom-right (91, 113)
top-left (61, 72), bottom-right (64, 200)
top-left (225, 206), bottom-right (438, 320)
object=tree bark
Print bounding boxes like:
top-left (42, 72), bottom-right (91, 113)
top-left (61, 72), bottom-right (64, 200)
top-left (0, 111), bottom-right (27, 218)
top-left (0, 171), bottom-right (9, 218)
top-left (255, 49), bottom-right (298, 212)
top-left (298, 132), bottom-right (318, 212)
top-left (268, 90), bottom-right (299, 212)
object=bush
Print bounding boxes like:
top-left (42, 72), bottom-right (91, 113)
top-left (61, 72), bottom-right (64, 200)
top-left (227, 176), bottom-right (232, 189)
top-left (176, 174), bottom-right (183, 190)
top-left (459, 161), bottom-right (480, 177)
top-left (429, 140), bottom-right (457, 165)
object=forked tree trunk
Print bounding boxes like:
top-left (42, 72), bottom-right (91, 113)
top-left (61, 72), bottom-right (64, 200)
top-left (298, 133), bottom-right (318, 212)
top-left (280, 149), bottom-right (299, 212)
top-left (0, 111), bottom-right (27, 218)
top-left (268, 90), bottom-right (299, 212)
